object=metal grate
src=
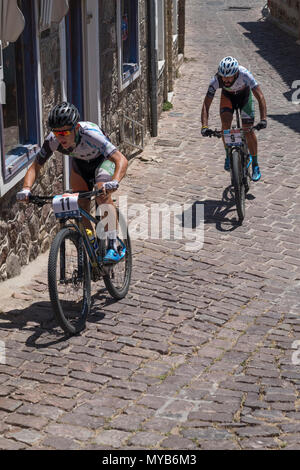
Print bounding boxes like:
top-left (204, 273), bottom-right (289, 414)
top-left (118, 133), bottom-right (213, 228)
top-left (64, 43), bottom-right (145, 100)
top-left (120, 114), bottom-right (144, 151)
top-left (226, 6), bottom-right (252, 10)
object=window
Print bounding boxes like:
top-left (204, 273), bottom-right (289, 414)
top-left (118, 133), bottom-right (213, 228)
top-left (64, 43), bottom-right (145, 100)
top-left (0, 42), bottom-right (5, 105)
top-left (117, 0), bottom-right (140, 90)
top-left (0, 0), bottom-right (41, 193)
top-left (65, 0), bottom-right (84, 118)
top-left (2, 42), bottom-right (20, 157)
top-left (156, 0), bottom-right (165, 76)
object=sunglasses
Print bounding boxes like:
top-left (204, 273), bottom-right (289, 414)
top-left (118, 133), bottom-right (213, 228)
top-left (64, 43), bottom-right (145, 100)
top-left (52, 125), bottom-right (76, 136)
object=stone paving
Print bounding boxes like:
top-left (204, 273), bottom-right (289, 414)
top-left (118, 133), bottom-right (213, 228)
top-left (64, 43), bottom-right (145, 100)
top-left (0, 0), bottom-right (300, 450)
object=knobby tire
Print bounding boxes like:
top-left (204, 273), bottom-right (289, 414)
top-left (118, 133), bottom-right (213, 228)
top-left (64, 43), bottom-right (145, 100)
top-left (99, 210), bottom-right (132, 300)
top-left (48, 227), bottom-right (91, 335)
top-left (231, 150), bottom-right (245, 224)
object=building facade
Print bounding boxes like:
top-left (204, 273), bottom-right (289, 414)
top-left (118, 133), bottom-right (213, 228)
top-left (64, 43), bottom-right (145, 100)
top-left (267, 0), bottom-right (300, 38)
top-left (0, 0), bottom-right (185, 282)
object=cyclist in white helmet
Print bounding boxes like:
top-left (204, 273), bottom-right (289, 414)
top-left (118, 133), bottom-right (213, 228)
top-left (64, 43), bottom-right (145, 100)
top-left (201, 56), bottom-right (267, 181)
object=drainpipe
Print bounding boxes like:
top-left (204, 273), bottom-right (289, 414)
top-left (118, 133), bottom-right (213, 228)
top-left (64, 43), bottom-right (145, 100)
top-left (298, 3), bottom-right (300, 41)
top-left (178, 0), bottom-right (185, 55)
top-left (148, 0), bottom-right (158, 137)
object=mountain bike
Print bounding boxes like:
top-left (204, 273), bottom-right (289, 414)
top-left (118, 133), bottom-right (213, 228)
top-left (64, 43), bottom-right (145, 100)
top-left (206, 109), bottom-right (261, 224)
top-left (29, 188), bottom-right (132, 335)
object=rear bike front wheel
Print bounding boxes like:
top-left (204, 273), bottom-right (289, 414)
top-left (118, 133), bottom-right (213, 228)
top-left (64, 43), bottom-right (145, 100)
top-left (48, 227), bottom-right (91, 335)
top-left (231, 149), bottom-right (245, 224)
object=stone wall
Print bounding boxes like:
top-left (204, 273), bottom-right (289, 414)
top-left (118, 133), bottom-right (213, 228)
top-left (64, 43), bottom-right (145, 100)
top-left (268, 0), bottom-right (300, 38)
top-left (165, 0), bottom-right (181, 94)
top-left (99, 0), bottom-right (151, 156)
top-left (0, 25), bottom-right (62, 282)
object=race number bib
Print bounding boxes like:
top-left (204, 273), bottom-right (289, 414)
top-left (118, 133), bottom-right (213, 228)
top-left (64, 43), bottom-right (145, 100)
top-left (53, 193), bottom-right (81, 219)
top-left (223, 129), bottom-right (242, 146)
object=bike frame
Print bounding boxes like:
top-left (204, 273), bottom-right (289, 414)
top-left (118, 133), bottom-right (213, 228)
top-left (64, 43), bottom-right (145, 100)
top-left (227, 109), bottom-right (249, 165)
top-left (29, 189), bottom-right (107, 277)
top-left (60, 208), bottom-right (100, 270)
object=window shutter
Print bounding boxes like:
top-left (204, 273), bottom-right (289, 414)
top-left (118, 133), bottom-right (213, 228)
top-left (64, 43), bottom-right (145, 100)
top-left (40, 0), bottom-right (53, 32)
top-left (0, 41), bottom-right (6, 105)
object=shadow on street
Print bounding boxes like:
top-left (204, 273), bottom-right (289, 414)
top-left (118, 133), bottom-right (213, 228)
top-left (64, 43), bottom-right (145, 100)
top-left (0, 289), bottom-right (119, 348)
top-left (267, 112), bottom-right (300, 133)
top-left (239, 18), bottom-right (300, 99)
top-left (181, 186), bottom-right (255, 233)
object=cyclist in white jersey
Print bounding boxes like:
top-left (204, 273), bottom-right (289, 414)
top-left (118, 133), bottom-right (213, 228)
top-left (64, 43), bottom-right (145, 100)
top-left (201, 57), bottom-right (267, 181)
top-left (16, 102), bottom-right (128, 263)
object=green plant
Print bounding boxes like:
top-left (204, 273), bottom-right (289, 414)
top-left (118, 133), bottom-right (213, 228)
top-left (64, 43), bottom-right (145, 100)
top-left (163, 101), bottom-right (173, 112)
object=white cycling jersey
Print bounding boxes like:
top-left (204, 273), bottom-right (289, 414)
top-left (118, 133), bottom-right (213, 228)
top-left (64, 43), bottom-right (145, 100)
top-left (36, 121), bottom-right (117, 166)
top-left (207, 66), bottom-right (258, 97)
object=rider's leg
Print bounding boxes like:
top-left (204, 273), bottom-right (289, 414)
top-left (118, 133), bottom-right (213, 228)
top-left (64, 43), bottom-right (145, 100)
top-left (220, 92), bottom-right (233, 171)
top-left (95, 159), bottom-right (118, 241)
top-left (241, 92), bottom-right (261, 181)
top-left (94, 160), bottom-right (124, 262)
top-left (70, 168), bottom-right (93, 231)
top-left (95, 186), bottom-right (118, 240)
top-left (95, 186), bottom-right (123, 262)
top-left (221, 112), bottom-right (233, 171)
top-left (244, 128), bottom-right (260, 179)
top-left (243, 122), bottom-right (257, 158)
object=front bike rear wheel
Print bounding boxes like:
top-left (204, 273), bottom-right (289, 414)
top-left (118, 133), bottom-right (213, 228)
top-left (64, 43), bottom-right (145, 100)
top-left (99, 211), bottom-right (132, 300)
top-left (48, 227), bottom-right (91, 335)
top-left (231, 150), bottom-right (245, 224)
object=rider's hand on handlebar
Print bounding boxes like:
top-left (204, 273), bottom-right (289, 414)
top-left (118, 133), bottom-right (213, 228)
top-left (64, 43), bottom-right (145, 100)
top-left (255, 119), bottom-right (267, 131)
top-left (16, 189), bottom-right (31, 203)
top-left (102, 180), bottom-right (119, 195)
top-left (201, 126), bottom-right (213, 137)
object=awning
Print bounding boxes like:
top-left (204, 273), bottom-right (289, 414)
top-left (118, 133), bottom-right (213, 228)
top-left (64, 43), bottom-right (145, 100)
top-left (0, 0), bottom-right (69, 40)
top-left (51, 0), bottom-right (69, 23)
top-left (40, 0), bottom-right (69, 31)
top-left (0, 0), bottom-right (25, 43)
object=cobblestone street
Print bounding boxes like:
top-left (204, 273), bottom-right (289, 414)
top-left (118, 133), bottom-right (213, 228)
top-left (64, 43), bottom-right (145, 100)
top-left (1, 0), bottom-right (300, 450)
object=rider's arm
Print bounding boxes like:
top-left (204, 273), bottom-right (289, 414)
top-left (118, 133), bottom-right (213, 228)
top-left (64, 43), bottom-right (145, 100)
top-left (201, 75), bottom-right (218, 128)
top-left (201, 95), bottom-right (213, 127)
top-left (109, 150), bottom-right (128, 183)
top-left (22, 134), bottom-right (57, 190)
top-left (23, 159), bottom-right (42, 190)
top-left (252, 86), bottom-right (267, 121)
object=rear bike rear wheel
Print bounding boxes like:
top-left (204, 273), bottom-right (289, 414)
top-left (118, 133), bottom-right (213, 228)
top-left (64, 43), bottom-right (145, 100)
top-left (231, 149), bottom-right (245, 224)
top-left (99, 210), bottom-right (132, 300)
top-left (48, 227), bottom-right (91, 335)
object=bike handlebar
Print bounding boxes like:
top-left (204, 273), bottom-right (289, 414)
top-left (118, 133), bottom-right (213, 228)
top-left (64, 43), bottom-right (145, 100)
top-left (204, 124), bottom-right (263, 138)
top-left (28, 188), bottom-right (105, 206)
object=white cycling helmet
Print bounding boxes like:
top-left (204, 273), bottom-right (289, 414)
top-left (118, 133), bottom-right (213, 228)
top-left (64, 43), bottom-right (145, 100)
top-left (218, 56), bottom-right (239, 77)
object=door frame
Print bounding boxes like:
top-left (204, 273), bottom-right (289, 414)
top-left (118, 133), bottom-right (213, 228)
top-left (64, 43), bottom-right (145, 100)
top-left (60, 0), bottom-right (102, 190)
top-left (82, 0), bottom-right (101, 126)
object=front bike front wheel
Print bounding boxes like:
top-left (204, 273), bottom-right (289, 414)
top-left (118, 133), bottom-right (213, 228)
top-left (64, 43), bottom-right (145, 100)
top-left (48, 227), bottom-right (91, 335)
top-left (231, 149), bottom-right (245, 224)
